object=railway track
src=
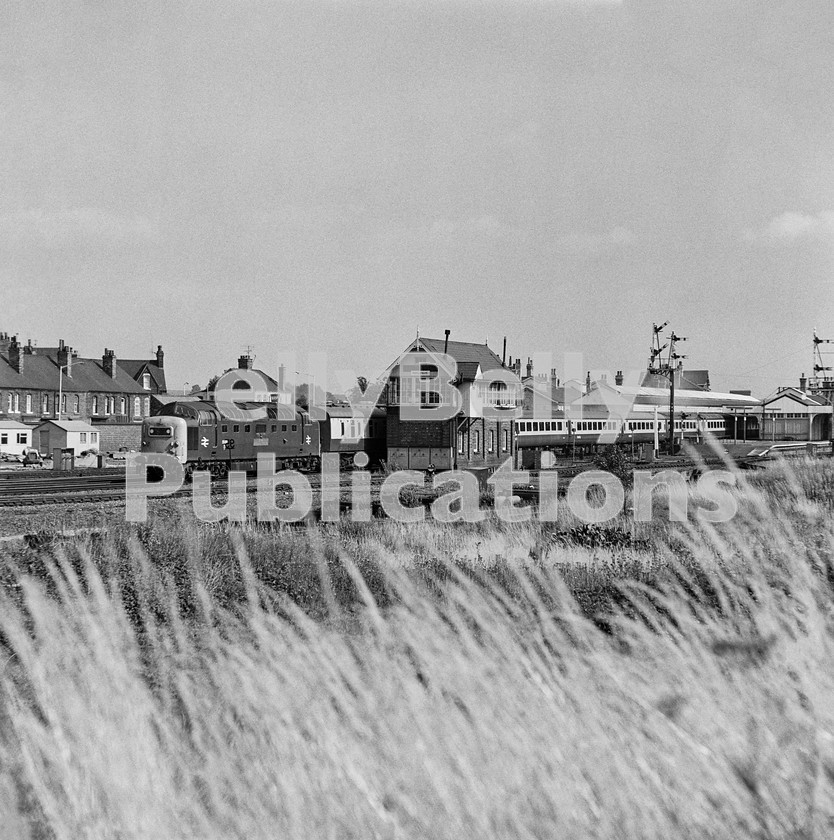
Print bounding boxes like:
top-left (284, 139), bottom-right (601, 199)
top-left (0, 470), bottom-right (383, 507)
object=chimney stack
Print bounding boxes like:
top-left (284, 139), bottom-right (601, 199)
top-left (444, 329), bottom-right (450, 355)
top-left (8, 336), bottom-right (23, 374)
top-left (155, 345), bottom-right (165, 368)
top-left (0, 332), bottom-right (10, 355)
top-left (278, 364), bottom-right (286, 392)
top-left (615, 370), bottom-right (624, 386)
top-left (57, 340), bottom-right (72, 377)
top-left (526, 358), bottom-right (533, 378)
top-left (799, 372), bottom-right (807, 393)
top-left (238, 354), bottom-right (254, 371)
top-left (502, 336), bottom-right (507, 367)
top-left (103, 348), bottom-right (117, 378)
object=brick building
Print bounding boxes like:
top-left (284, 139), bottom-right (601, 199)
top-left (0, 332), bottom-right (168, 453)
top-left (383, 334), bottom-right (521, 471)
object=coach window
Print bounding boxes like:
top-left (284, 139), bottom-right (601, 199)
top-left (271, 425), bottom-right (277, 432)
top-left (255, 424), bottom-right (266, 434)
top-left (292, 424), bottom-right (297, 432)
top-left (233, 425), bottom-right (240, 433)
top-left (281, 424), bottom-right (287, 432)
top-left (245, 425), bottom-right (251, 433)
top-left (222, 425), bottom-right (228, 432)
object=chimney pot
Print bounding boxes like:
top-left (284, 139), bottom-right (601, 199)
top-left (156, 345), bottom-right (164, 368)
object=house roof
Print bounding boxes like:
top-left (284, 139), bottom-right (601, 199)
top-left (0, 420), bottom-right (30, 430)
top-left (0, 353), bottom-right (147, 394)
top-left (119, 359), bottom-right (168, 392)
top-left (414, 338), bottom-right (505, 373)
top-left (36, 420), bottom-right (97, 432)
top-left (386, 336), bottom-right (506, 382)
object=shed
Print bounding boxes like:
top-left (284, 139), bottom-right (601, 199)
top-left (0, 420), bottom-right (32, 457)
top-left (34, 420), bottom-right (100, 457)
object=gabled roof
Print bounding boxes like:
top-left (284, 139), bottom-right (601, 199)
top-left (763, 387), bottom-right (831, 408)
top-left (0, 420), bottom-right (30, 430)
top-left (119, 359), bottom-right (168, 392)
top-left (0, 354), bottom-right (147, 394)
top-left (36, 420), bottom-right (97, 432)
top-left (413, 337), bottom-right (505, 373)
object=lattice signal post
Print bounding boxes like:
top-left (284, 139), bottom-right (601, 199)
top-left (648, 322), bottom-right (687, 453)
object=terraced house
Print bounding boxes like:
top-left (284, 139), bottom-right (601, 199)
top-left (0, 332), bottom-right (168, 453)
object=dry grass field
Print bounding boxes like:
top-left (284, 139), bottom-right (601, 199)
top-left (1, 456), bottom-right (834, 838)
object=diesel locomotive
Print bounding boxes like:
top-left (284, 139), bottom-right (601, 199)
top-left (141, 401), bottom-right (386, 477)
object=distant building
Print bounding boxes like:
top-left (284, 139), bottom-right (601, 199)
top-left (0, 331), bottom-right (170, 453)
top-left (0, 420), bottom-right (32, 457)
top-left (34, 419), bottom-right (100, 457)
top-left (196, 354), bottom-right (293, 407)
top-left (118, 346), bottom-right (168, 395)
top-left (383, 334), bottom-right (521, 471)
top-left (761, 382), bottom-right (833, 442)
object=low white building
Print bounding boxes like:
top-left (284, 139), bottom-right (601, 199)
top-left (0, 420), bottom-right (32, 457)
top-left (34, 420), bottom-right (100, 457)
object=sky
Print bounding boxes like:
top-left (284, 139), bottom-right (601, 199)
top-left (1, 0), bottom-right (832, 397)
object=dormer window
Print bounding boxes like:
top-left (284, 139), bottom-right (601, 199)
top-left (142, 373), bottom-right (152, 390)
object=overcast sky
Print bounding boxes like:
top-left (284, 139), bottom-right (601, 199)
top-left (1, 0), bottom-right (832, 395)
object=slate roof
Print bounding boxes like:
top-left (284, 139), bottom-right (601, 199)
top-left (119, 359), bottom-right (168, 392)
top-left (0, 353), bottom-right (147, 394)
top-left (414, 338), bottom-right (505, 373)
